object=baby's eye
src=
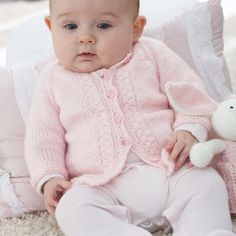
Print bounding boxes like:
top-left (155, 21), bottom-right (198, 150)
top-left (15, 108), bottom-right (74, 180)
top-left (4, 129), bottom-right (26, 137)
top-left (230, 106), bottom-right (235, 109)
top-left (64, 23), bottom-right (78, 31)
top-left (97, 23), bottom-right (112, 30)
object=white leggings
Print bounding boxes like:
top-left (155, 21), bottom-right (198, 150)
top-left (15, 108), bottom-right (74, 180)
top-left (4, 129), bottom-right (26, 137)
top-left (55, 162), bottom-right (234, 236)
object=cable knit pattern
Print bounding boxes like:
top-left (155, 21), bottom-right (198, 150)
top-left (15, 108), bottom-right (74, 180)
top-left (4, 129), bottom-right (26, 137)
top-left (25, 37), bottom-right (212, 190)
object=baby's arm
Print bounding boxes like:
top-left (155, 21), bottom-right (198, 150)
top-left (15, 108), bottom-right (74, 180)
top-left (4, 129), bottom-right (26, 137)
top-left (144, 39), bottom-right (218, 170)
top-left (25, 63), bottom-right (68, 191)
top-left (144, 38), bottom-right (213, 133)
top-left (43, 177), bottom-right (71, 217)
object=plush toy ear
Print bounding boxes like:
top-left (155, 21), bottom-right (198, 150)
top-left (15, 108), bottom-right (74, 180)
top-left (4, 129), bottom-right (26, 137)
top-left (165, 82), bottom-right (218, 116)
top-left (226, 94), bottom-right (236, 99)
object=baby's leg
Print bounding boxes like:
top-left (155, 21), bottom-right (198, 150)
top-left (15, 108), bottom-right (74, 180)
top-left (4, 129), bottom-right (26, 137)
top-left (106, 163), bottom-right (168, 227)
top-left (164, 167), bottom-right (235, 236)
top-left (55, 184), bottom-right (152, 236)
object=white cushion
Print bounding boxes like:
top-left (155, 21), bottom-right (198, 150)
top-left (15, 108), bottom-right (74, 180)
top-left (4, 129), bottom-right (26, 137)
top-left (6, 10), bottom-right (54, 66)
top-left (140, 0), bottom-right (198, 26)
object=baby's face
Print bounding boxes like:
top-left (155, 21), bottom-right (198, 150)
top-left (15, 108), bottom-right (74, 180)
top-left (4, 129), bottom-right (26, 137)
top-left (46, 0), bottom-right (145, 73)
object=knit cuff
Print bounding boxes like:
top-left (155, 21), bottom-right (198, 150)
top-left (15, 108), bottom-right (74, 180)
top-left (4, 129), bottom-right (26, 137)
top-left (174, 123), bottom-right (208, 142)
top-left (36, 174), bottom-right (65, 196)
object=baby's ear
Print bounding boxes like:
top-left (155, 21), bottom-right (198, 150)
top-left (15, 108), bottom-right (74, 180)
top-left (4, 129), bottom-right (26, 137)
top-left (44, 16), bottom-right (52, 30)
top-left (165, 82), bottom-right (217, 116)
top-left (133, 16), bottom-right (146, 42)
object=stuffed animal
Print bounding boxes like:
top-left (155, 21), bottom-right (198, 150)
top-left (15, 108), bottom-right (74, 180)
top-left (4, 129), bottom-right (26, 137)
top-left (190, 99), bottom-right (236, 168)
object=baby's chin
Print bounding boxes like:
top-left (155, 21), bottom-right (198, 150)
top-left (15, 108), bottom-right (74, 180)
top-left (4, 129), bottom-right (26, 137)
top-left (68, 64), bottom-right (104, 74)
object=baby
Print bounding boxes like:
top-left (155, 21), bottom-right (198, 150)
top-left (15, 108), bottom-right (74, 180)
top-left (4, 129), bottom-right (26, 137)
top-left (25, 0), bottom-right (235, 235)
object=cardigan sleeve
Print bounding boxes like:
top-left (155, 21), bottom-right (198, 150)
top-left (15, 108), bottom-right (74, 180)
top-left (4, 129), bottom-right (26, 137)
top-left (25, 62), bottom-right (68, 191)
top-left (142, 37), bottom-right (217, 132)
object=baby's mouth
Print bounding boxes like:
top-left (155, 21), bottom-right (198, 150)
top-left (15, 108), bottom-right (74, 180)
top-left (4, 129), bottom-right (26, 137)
top-left (78, 52), bottom-right (96, 58)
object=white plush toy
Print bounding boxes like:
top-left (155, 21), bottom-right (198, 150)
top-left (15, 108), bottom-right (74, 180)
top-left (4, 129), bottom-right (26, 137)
top-left (190, 98), bottom-right (236, 168)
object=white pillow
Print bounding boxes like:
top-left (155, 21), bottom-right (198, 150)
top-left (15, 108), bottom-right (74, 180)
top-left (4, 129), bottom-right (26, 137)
top-left (140, 0), bottom-right (198, 26)
top-left (6, 10), bottom-right (54, 66)
top-left (143, 0), bottom-right (232, 102)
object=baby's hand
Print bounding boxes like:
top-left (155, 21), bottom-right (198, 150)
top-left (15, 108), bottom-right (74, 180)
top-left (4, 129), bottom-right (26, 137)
top-left (165, 130), bottom-right (198, 171)
top-left (43, 177), bottom-right (72, 217)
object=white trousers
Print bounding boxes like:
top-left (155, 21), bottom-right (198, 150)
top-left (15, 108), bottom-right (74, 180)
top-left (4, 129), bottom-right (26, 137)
top-left (55, 161), bottom-right (235, 236)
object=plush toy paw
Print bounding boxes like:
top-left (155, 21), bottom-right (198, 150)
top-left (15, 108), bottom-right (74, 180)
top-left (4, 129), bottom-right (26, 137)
top-left (190, 139), bottom-right (227, 168)
top-left (190, 143), bottom-right (214, 168)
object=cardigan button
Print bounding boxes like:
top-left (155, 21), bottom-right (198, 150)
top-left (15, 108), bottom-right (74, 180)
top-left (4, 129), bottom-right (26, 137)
top-left (106, 89), bottom-right (117, 98)
top-left (121, 138), bottom-right (131, 146)
top-left (114, 113), bottom-right (122, 124)
top-left (101, 74), bottom-right (107, 80)
top-left (101, 71), bottom-right (112, 80)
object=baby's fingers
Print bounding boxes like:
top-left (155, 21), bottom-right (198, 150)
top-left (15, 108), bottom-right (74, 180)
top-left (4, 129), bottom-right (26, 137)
top-left (170, 141), bottom-right (185, 161)
top-left (57, 179), bottom-right (72, 190)
top-left (47, 203), bottom-right (56, 217)
top-left (165, 135), bottom-right (177, 151)
top-left (175, 148), bottom-right (189, 170)
top-left (187, 161), bottom-right (193, 169)
top-left (44, 196), bottom-right (58, 217)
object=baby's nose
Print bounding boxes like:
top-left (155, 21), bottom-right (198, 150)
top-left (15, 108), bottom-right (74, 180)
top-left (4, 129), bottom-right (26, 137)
top-left (78, 35), bottom-right (95, 44)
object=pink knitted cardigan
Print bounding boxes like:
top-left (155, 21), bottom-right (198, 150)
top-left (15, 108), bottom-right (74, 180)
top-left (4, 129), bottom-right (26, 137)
top-left (26, 37), bottom-right (234, 207)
